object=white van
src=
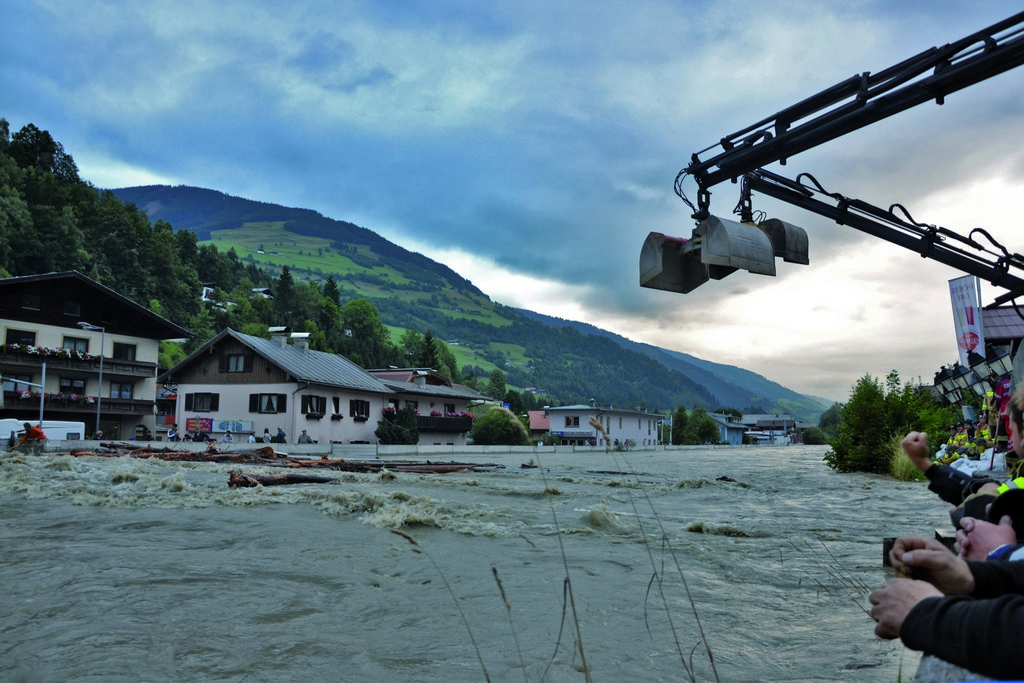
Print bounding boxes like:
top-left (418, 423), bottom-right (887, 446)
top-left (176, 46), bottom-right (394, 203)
top-left (0, 419), bottom-right (86, 446)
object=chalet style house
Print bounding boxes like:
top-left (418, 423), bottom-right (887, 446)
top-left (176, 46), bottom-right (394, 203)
top-left (366, 367), bottom-right (483, 444)
top-left (544, 401), bottom-right (663, 447)
top-left (0, 271), bottom-right (191, 439)
top-left (162, 328), bottom-right (485, 445)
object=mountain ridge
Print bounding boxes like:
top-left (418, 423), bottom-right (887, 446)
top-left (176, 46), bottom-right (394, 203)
top-left (112, 184), bottom-right (831, 421)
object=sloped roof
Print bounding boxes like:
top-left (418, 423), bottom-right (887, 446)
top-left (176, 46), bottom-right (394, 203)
top-left (547, 404), bottom-right (662, 418)
top-left (983, 305), bottom-right (1024, 343)
top-left (708, 414), bottom-right (746, 430)
top-left (378, 379), bottom-right (487, 401)
top-left (0, 270), bottom-right (191, 340)
top-left (528, 410), bottom-right (550, 431)
top-left (368, 368), bottom-right (453, 387)
top-left (366, 368), bottom-right (486, 401)
top-left (741, 413), bottom-right (794, 425)
top-left (168, 328), bottom-right (391, 393)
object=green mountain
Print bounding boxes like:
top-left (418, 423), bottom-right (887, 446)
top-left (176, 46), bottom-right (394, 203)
top-left (513, 308), bottom-right (831, 420)
top-left (113, 185), bottom-right (830, 421)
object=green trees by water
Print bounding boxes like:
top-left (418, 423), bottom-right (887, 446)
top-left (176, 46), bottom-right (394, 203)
top-left (469, 406), bottom-right (530, 445)
top-left (667, 403), bottom-right (722, 445)
top-left (823, 370), bottom-right (957, 473)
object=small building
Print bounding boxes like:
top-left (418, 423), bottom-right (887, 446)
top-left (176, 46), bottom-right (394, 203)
top-left (368, 368), bottom-right (487, 446)
top-left (0, 271), bottom-right (191, 439)
top-left (162, 327), bottom-right (390, 444)
top-left (161, 328), bottom-right (484, 445)
top-left (709, 412), bottom-right (748, 445)
top-left (527, 410), bottom-right (551, 439)
top-left (543, 400), bottom-right (663, 447)
top-left (741, 413), bottom-right (797, 444)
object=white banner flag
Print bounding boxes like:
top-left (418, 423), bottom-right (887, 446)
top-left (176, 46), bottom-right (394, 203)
top-left (949, 275), bottom-right (985, 367)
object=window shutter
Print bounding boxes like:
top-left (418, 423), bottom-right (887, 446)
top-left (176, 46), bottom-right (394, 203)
top-left (244, 354), bottom-right (254, 372)
top-left (184, 393), bottom-right (194, 411)
top-left (301, 395), bottom-right (309, 413)
top-left (278, 394), bottom-right (286, 412)
top-left (210, 394), bottom-right (220, 411)
top-left (218, 355), bottom-right (227, 372)
top-left (249, 394), bottom-right (259, 412)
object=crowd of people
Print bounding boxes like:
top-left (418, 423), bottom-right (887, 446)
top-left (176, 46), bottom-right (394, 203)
top-left (869, 373), bottom-right (1024, 679)
top-left (164, 424), bottom-right (307, 444)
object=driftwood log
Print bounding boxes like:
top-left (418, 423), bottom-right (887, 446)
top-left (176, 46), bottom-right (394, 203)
top-left (228, 471), bottom-right (337, 487)
top-left (60, 442), bottom-right (499, 482)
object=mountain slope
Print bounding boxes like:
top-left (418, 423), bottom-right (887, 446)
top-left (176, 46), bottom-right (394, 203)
top-left (514, 308), bottom-right (832, 418)
top-left (112, 184), bottom-right (828, 421)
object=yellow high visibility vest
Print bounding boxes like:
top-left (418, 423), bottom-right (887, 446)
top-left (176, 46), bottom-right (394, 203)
top-left (997, 478), bottom-right (1024, 494)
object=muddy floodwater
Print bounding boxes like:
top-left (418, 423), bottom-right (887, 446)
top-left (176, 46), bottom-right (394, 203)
top-left (0, 445), bottom-right (951, 682)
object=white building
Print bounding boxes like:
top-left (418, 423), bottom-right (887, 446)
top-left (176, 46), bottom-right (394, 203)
top-left (163, 327), bottom-right (484, 445)
top-left (0, 271), bottom-right (190, 439)
top-left (543, 400), bottom-right (663, 447)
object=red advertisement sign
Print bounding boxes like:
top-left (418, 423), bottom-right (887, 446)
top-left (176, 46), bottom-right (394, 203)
top-left (186, 418), bottom-right (213, 433)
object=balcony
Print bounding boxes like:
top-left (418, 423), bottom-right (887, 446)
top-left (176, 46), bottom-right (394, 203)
top-left (3, 391), bottom-right (154, 416)
top-left (0, 351), bottom-right (157, 378)
top-left (416, 415), bottom-right (473, 433)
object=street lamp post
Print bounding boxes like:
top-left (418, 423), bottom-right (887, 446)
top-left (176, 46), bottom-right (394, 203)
top-left (77, 322), bottom-right (104, 436)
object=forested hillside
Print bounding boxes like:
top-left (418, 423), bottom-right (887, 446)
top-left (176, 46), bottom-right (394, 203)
top-left (514, 309), bottom-right (830, 419)
top-left (0, 118), bottom-right (827, 420)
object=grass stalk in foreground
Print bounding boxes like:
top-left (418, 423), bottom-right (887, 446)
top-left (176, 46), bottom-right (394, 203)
top-left (590, 418), bottom-right (717, 683)
top-left (533, 451), bottom-right (592, 682)
top-left (391, 529), bottom-right (492, 683)
top-left (491, 567), bottom-right (529, 683)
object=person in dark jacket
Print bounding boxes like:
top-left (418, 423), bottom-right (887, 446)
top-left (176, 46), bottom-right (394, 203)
top-left (870, 534), bottom-right (1024, 680)
top-left (900, 383), bottom-right (1024, 527)
top-left (276, 427), bottom-right (286, 444)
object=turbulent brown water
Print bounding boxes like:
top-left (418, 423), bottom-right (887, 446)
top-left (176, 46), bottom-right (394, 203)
top-left (0, 445), bottom-right (951, 682)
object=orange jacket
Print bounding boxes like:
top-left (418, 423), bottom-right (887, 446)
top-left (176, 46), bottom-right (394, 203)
top-left (19, 425), bottom-right (47, 443)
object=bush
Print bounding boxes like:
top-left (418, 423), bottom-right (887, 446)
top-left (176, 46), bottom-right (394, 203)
top-left (375, 405), bottom-right (419, 445)
top-left (684, 407), bottom-right (720, 445)
top-left (801, 426), bottom-right (828, 445)
top-left (469, 407), bottom-right (530, 446)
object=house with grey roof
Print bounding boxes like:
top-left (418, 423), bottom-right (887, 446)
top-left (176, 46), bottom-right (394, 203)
top-left (367, 367), bottom-right (487, 445)
top-left (161, 328), bottom-right (484, 445)
top-left (708, 412), bottom-right (748, 445)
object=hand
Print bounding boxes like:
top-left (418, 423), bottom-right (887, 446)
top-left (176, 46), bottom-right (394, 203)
top-left (869, 578), bottom-right (942, 639)
top-left (956, 515), bottom-right (1017, 560)
top-left (901, 432), bottom-right (932, 473)
top-left (889, 536), bottom-right (974, 595)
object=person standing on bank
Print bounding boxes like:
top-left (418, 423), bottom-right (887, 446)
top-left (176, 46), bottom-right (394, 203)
top-left (9, 422), bottom-right (47, 452)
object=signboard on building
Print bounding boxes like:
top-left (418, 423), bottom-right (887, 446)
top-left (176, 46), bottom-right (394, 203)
top-left (216, 420), bottom-right (253, 433)
top-left (186, 418), bottom-right (213, 433)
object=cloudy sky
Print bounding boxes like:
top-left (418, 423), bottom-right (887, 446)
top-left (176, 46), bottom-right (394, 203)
top-left (5, 1), bottom-right (1024, 403)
